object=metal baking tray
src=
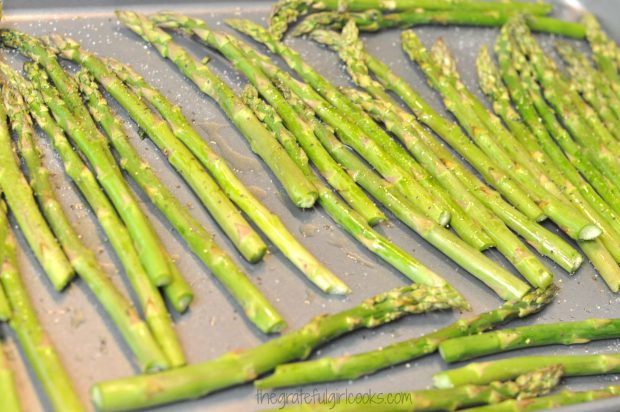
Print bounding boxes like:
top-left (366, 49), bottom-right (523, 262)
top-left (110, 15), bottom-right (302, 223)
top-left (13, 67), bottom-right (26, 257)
top-left (1, 0), bottom-right (619, 410)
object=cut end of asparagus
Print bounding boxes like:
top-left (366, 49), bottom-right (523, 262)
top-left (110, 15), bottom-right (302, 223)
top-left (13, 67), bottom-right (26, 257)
top-left (325, 282), bottom-right (352, 295)
top-left (265, 319), bottom-right (288, 334)
top-left (432, 373), bottom-right (454, 389)
top-left (438, 210), bottom-right (451, 227)
top-left (579, 224), bottom-right (602, 240)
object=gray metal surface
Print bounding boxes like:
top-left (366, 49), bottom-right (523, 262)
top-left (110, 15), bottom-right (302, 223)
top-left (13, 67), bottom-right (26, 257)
top-left (0, 0), bottom-right (618, 411)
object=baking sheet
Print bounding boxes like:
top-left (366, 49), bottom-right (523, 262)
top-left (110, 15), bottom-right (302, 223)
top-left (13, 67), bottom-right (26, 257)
top-left (1, 0), bottom-right (619, 411)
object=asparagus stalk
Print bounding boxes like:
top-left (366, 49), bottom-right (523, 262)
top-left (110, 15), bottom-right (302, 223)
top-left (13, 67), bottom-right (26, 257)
top-left (268, 0), bottom-right (552, 39)
top-left (433, 352), bottom-right (620, 388)
top-left (0, 64), bottom-right (195, 365)
top-left (135, 18), bottom-right (384, 226)
top-left (0, 341), bottom-right (21, 412)
top-left (250, 82), bottom-right (531, 299)
top-left (254, 286), bottom-right (556, 388)
top-left (1, 29), bottom-right (175, 288)
top-left (293, 10), bottom-right (586, 39)
top-left (507, 16), bottom-right (620, 187)
top-left (496, 30), bottom-right (620, 222)
top-left (224, 20), bottom-right (459, 228)
top-left (0, 200), bottom-right (84, 412)
top-left (0, 97), bottom-right (73, 290)
top-left (306, 26), bottom-right (579, 273)
top-left (75, 70), bottom-right (286, 334)
top-left (108, 14), bottom-right (350, 295)
top-left (271, 366), bottom-right (563, 412)
top-left (243, 85), bottom-right (459, 293)
top-left (2, 82), bottom-right (173, 370)
top-left (583, 13), bottom-right (620, 85)
top-left (440, 318), bottom-right (620, 363)
top-left (91, 283), bottom-right (468, 411)
top-left (312, 22), bottom-right (552, 289)
top-left (402, 30), bottom-right (601, 242)
top-left (226, 18), bottom-right (544, 222)
top-left (555, 41), bottom-right (620, 121)
top-left (466, 385), bottom-right (620, 412)
top-left (154, 13), bottom-right (496, 250)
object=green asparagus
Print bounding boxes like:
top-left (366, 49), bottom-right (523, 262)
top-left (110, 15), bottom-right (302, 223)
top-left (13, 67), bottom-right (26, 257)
top-left (2, 82), bottom-right (173, 370)
top-left (154, 12), bottom-right (497, 250)
top-left (555, 41), bottom-right (620, 121)
top-left (466, 385), bottom-right (620, 412)
top-left (255, 81), bottom-right (532, 298)
top-left (293, 10), bottom-right (586, 39)
top-left (0, 95), bottom-right (73, 290)
top-left (268, 0), bottom-right (552, 39)
top-left (478, 43), bottom-right (620, 290)
top-left (271, 366), bottom-right (563, 412)
top-left (311, 22), bottom-right (552, 289)
top-left (225, 19), bottom-right (460, 228)
top-left (403, 30), bottom-right (601, 242)
top-left (255, 286), bottom-right (556, 388)
top-left (244, 84), bottom-right (459, 292)
top-left (0, 200), bottom-right (84, 412)
top-left (112, 12), bottom-right (350, 295)
top-left (496, 27), bottom-right (620, 222)
top-left (226, 18), bottom-right (544, 223)
top-left (139, 17), bottom-right (384, 226)
top-left (0, 62), bottom-right (195, 364)
top-left (91, 283), bottom-right (468, 411)
top-left (433, 352), bottom-right (620, 388)
top-left (75, 69), bottom-right (286, 334)
top-left (583, 13), bottom-right (620, 84)
top-left (0, 341), bottom-right (20, 412)
top-left (305, 25), bottom-right (580, 273)
top-left (507, 17), bottom-right (620, 189)
top-left (440, 318), bottom-right (620, 363)
top-left (0, 29), bottom-right (176, 287)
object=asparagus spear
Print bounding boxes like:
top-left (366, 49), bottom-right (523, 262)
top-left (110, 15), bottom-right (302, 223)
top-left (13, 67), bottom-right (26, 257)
top-left (249, 82), bottom-right (530, 299)
top-left (0, 200), bottom-right (84, 412)
top-left (0, 97), bottom-right (73, 291)
top-left (226, 18), bottom-right (544, 222)
top-left (254, 286), bottom-right (556, 388)
top-left (507, 17), bottom-right (620, 186)
top-left (243, 85), bottom-right (459, 293)
top-left (293, 10), bottom-right (586, 39)
top-left (91, 283), bottom-right (469, 411)
top-left (0, 64), bottom-right (195, 364)
top-left (496, 29), bottom-right (620, 221)
top-left (402, 30), bottom-right (601, 242)
top-left (154, 13), bottom-right (495, 250)
top-left (0, 341), bottom-right (20, 412)
top-left (2, 82), bottom-right (173, 370)
top-left (126, 19), bottom-right (384, 226)
top-left (583, 13), bottom-right (620, 85)
top-left (271, 366), bottom-right (563, 412)
top-left (440, 318), bottom-right (620, 363)
top-left (555, 41), bottom-right (620, 121)
top-left (103, 14), bottom-right (350, 295)
top-left (304, 26), bottom-right (579, 273)
top-left (75, 69), bottom-right (286, 334)
top-left (311, 22), bottom-right (552, 289)
top-left (433, 352), bottom-right (620, 388)
top-left (268, 0), bottom-right (552, 39)
top-left (1, 30), bottom-right (175, 288)
top-left (466, 385), bottom-right (620, 412)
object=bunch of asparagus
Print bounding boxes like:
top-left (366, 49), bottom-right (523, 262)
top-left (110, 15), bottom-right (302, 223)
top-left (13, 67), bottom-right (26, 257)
top-left (268, 0), bottom-right (586, 40)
